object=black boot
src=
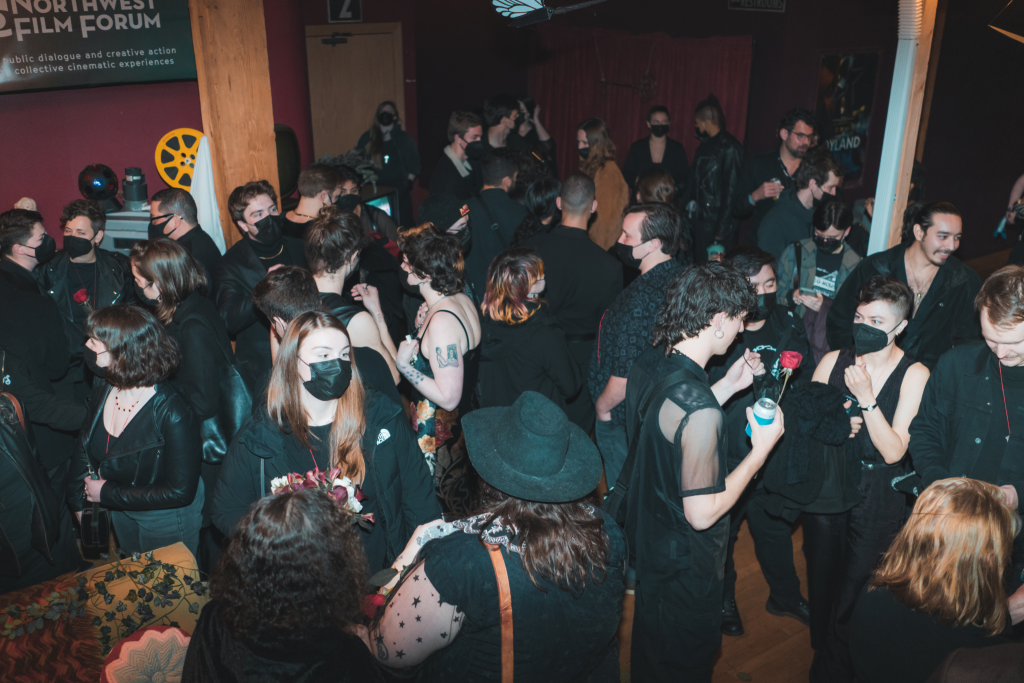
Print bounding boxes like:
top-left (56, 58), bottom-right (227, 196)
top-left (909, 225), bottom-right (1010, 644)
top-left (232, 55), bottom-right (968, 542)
top-left (722, 597), bottom-right (744, 636)
top-left (766, 595), bottom-right (811, 626)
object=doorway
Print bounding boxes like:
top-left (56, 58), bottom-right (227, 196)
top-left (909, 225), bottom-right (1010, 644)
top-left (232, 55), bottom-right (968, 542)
top-left (305, 23), bottom-right (406, 160)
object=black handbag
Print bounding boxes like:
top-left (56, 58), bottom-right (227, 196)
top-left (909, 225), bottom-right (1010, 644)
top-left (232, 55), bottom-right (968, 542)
top-left (80, 467), bottom-right (111, 551)
top-left (191, 318), bottom-right (253, 466)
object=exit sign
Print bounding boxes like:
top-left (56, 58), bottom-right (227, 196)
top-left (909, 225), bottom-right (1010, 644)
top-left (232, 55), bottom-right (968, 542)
top-left (728, 0), bottom-right (785, 11)
top-left (328, 0), bottom-right (363, 23)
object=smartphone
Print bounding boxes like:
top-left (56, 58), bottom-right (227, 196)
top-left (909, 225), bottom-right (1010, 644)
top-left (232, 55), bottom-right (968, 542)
top-left (845, 394), bottom-right (861, 417)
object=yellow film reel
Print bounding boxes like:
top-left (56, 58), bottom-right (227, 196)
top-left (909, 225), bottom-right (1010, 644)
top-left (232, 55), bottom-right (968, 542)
top-left (155, 128), bottom-right (203, 189)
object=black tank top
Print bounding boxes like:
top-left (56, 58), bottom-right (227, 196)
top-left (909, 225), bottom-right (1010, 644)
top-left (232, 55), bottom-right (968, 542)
top-left (828, 347), bottom-right (915, 464)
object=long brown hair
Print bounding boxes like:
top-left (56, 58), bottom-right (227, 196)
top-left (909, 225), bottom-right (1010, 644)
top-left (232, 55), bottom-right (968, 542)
top-left (266, 312), bottom-right (368, 483)
top-left (871, 478), bottom-right (1021, 635)
top-left (365, 101), bottom-right (399, 169)
top-left (578, 118), bottom-right (617, 177)
top-left (473, 481), bottom-right (612, 596)
top-left (130, 239), bottom-right (208, 325)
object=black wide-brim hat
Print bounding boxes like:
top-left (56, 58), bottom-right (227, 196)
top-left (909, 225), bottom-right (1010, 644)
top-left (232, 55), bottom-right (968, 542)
top-left (463, 391), bottom-right (602, 503)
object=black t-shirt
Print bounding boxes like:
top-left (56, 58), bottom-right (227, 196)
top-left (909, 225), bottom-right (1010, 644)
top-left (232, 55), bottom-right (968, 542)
top-left (281, 216), bottom-right (309, 240)
top-left (69, 261), bottom-right (98, 325)
top-left (742, 322), bottom-right (782, 381)
top-left (812, 247), bottom-right (844, 298)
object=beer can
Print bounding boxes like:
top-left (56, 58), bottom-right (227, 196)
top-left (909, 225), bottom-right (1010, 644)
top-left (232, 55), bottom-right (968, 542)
top-left (745, 397), bottom-right (778, 436)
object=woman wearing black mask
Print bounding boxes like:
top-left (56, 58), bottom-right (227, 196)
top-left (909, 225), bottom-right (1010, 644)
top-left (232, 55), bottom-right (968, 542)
top-left (211, 311), bottom-right (440, 574)
top-left (577, 118), bottom-right (629, 251)
top-left (623, 105), bottom-right (690, 201)
top-left (130, 239), bottom-right (246, 570)
top-left (805, 274), bottom-right (930, 682)
top-left (357, 101), bottom-right (421, 228)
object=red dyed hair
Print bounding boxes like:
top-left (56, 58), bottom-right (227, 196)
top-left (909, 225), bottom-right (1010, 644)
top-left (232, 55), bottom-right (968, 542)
top-left (481, 247), bottom-right (544, 325)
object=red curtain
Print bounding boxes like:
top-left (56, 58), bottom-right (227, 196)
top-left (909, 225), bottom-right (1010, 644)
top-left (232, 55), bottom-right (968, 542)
top-left (529, 27), bottom-right (754, 180)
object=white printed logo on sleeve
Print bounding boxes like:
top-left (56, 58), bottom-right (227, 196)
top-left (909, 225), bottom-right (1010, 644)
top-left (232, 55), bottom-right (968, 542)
top-left (376, 429), bottom-right (391, 445)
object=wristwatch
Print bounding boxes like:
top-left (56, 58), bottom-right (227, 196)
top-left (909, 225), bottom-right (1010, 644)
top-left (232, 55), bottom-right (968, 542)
top-left (860, 403), bottom-right (878, 412)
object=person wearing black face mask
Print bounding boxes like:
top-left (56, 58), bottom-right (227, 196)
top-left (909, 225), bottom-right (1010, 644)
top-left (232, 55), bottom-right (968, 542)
top-left (357, 101), bottom-right (421, 227)
top-left (39, 199), bottom-right (134, 404)
top-left (215, 180), bottom-right (306, 390)
top-left (431, 111), bottom-right (486, 201)
top-left (805, 275), bottom-right (929, 683)
top-left (624, 105), bottom-right (690, 200)
top-left (211, 311), bottom-right (441, 575)
top-left (708, 246), bottom-right (815, 639)
top-left (0, 208), bottom-right (55, 293)
top-left (777, 201), bottom-right (862, 363)
top-left (681, 95), bottom-right (744, 260)
top-left (148, 188), bottom-right (222, 297)
top-left (758, 148), bottom-right (845, 262)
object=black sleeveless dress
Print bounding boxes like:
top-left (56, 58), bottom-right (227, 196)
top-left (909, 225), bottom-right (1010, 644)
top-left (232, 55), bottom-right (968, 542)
top-left (409, 309), bottom-right (480, 516)
top-left (806, 346), bottom-right (917, 683)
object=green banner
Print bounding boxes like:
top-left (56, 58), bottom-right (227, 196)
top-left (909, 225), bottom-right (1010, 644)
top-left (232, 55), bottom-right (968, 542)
top-left (0, 0), bottom-right (196, 94)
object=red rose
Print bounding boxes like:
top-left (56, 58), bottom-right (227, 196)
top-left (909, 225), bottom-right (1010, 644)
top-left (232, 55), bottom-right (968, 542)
top-left (780, 351), bottom-right (803, 370)
top-left (73, 289), bottom-right (89, 304)
top-left (362, 594), bottom-right (386, 619)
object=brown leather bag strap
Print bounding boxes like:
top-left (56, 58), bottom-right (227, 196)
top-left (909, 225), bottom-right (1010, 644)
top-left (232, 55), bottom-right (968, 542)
top-left (485, 543), bottom-right (514, 683)
top-left (0, 391), bottom-right (26, 432)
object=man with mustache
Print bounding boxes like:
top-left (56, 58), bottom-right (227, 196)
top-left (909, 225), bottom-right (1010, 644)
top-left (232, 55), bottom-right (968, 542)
top-left (825, 201), bottom-right (981, 370)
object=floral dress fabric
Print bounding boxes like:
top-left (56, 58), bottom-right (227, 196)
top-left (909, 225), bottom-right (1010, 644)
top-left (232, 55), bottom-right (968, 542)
top-left (409, 332), bottom-right (479, 517)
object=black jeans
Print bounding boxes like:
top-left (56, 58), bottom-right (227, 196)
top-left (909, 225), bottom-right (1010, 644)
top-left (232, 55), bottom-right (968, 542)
top-left (724, 482), bottom-right (803, 604)
top-left (804, 462), bottom-right (908, 683)
top-left (631, 575), bottom-right (723, 683)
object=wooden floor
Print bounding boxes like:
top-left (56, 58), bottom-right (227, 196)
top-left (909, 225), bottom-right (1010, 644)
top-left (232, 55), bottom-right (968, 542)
top-left (616, 521), bottom-right (812, 683)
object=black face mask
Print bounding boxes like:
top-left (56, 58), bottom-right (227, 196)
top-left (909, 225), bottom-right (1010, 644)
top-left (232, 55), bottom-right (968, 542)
top-left (301, 358), bottom-right (352, 401)
top-left (30, 233), bottom-right (56, 264)
top-left (334, 194), bottom-right (361, 212)
top-left (813, 235), bottom-right (843, 253)
top-left (377, 112), bottom-right (395, 127)
top-left (148, 215), bottom-right (173, 240)
top-left (84, 346), bottom-right (107, 379)
top-left (250, 213), bottom-right (283, 245)
top-left (578, 146), bottom-right (591, 159)
top-left (853, 322), bottom-right (901, 356)
top-left (650, 124), bottom-right (669, 138)
top-left (613, 242), bottom-right (645, 269)
top-left (133, 283), bottom-right (161, 307)
top-left (695, 127), bottom-right (711, 142)
top-left (401, 270), bottom-right (423, 295)
top-left (812, 190), bottom-right (833, 209)
top-left (464, 140), bottom-right (487, 161)
top-left (64, 235), bottom-right (95, 259)
top-left (751, 292), bottom-right (777, 322)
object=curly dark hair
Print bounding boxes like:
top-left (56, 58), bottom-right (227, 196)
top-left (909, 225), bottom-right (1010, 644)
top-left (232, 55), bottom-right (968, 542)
top-left (304, 205), bottom-right (369, 276)
top-left (211, 489), bottom-right (368, 641)
top-left (60, 199), bottom-right (105, 235)
top-left (472, 481), bottom-right (610, 596)
top-left (397, 223), bottom-right (464, 296)
top-left (84, 305), bottom-right (180, 388)
top-left (793, 148), bottom-right (844, 191)
top-left (652, 262), bottom-right (756, 353)
top-left (512, 177), bottom-right (561, 245)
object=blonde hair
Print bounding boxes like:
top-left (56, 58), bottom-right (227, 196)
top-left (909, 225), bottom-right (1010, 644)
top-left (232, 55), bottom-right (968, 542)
top-left (871, 478), bottom-right (1021, 635)
top-left (481, 247), bottom-right (544, 325)
top-left (266, 312), bottom-right (367, 484)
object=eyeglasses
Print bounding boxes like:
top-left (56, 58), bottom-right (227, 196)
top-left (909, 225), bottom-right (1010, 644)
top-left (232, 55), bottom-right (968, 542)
top-left (788, 130), bottom-right (818, 144)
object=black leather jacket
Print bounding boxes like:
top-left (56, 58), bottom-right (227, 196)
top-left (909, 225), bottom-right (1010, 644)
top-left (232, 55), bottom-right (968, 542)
top-left (683, 131), bottom-right (744, 243)
top-left (39, 248), bottom-right (134, 359)
top-left (68, 382), bottom-right (201, 512)
top-left (0, 393), bottom-right (64, 576)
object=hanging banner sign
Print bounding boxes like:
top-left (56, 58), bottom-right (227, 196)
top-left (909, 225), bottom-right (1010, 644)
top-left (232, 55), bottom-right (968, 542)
top-left (815, 52), bottom-right (881, 184)
top-left (0, 0), bottom-right (196, 94)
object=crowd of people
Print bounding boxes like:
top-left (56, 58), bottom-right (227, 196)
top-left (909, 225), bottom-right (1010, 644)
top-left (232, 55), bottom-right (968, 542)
top-left (2, 92), bottom-right (1024, 683)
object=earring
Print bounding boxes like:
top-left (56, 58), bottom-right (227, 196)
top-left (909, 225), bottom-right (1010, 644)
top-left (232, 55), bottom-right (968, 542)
top-left (714, 328), bottom-right (725, 339)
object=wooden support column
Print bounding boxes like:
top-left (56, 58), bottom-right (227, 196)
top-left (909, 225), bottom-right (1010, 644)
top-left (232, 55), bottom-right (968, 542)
top-left (885, 0), bottom-right (940, 249)
top-left (915, 0), bottom-right (948, 161)
top-left (189, 0), bottom-right (279, 249)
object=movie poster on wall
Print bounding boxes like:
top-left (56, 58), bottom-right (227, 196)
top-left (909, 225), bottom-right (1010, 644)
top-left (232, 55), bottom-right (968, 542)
top-left (814, 52), bottom-right (880, 185)
top-left (0, 0), bottom-right (196, 94)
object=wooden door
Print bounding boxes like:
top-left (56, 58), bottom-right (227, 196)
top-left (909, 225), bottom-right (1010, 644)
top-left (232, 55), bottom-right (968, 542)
top-left (305, 23), bottom-right (405, 160)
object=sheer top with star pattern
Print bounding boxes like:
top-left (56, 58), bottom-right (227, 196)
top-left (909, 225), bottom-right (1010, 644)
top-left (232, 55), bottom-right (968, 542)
top-left (371, 510), bottom-right (627, 680)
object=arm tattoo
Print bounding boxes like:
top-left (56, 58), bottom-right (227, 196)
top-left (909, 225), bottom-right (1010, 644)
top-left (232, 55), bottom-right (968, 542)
top-left (436, 344), bottom-right (459, 368)
top-left (402, 366), bottom-right (427, 386)
top-left (373, 629), bottom-right (389, 661)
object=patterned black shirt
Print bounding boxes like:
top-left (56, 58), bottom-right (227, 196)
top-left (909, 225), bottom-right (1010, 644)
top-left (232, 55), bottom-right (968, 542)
top-left (588, 259), bottom-right (686, 426)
